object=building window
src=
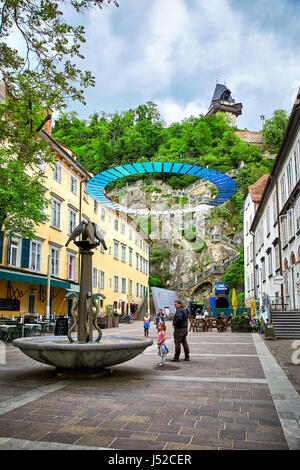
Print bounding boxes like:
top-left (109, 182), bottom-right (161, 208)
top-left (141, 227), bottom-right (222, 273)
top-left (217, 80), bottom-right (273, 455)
top-left (113, 276), bottom-right (119, 293)
top-left (140, 256), bottom-right (143, 271)
top-left (7, 238), bottom-right (20, 267)
top-left (136, 253), bottom-right (139, 269)
top-left (121, 244), bottom-right (126, 262)
top-left (266, 207), bottom-right (270, 235)
top-left (92, 267), bottom-right (98, 288)
top-left (294, 140), bottom-right (300, 182)
top-left (274, 245), bottom-right (280, 270)
top-left (121, 277), bottom-right (126, 294)
top-left (113, 241), bottom-right (119, 260)
top-left (285, 276), bottom-right (289, 296)
top-left (30, 241), bottom-right (42, 272)
top-left (287, 209), bottom-right (294, 239)
top-left (287, 160), bottom-right (294, 196)
top-left (101, 208), bottom-right (105, 222)
top-left (129, 229), bottom-right (132, 241)
top-left (94, 200), bottom-right (98, 215)
top-left (114, 219), bottom-right (119, 231)
top-left (10, 241), bottom-right (18, 267)
top-left (50, 246), bottom-right (60, 277)
top-left (262, 258), bottom-right (266, 282)
top-left (99, 270), bottom-right (105, 290)
top-left (280, 175), bottom-right (286, 209)
top-left (70, 176), bottom-right (77, 195)
top-left (268, 250), bottom-right (272, 276)
top-left (53, 162), bottom-right (62, 182)
top-left (121, 223), bottom-right (126, 236)
top-left (82, 184), bottom-right (89, 203)
top-left (67, 253), bottom-right (76, 281)
top-left (51, 198), bottom-right (61, 229)
top-left (136, 282), bottom-right (139, 297)
top-left (69, 208), bottom-right (77, 234)
top-left (129, 247), bottom-right (133, 266)
top-left (281, 216), bottom-right (288, 246)
top-left (272, 192), bottom-right (277, 225)
top-left (36, 152), bottom-right (46, 172)
top-left (140, 284), bottom-right (143, 297)
top-left (28, 293), bottom-right (36, 314)
top-left (129, 279), bottom-right (133, 296)
top-left (296, 201), bottom-right (300, 232)
top-left (256, 266), bottom-right (259, 287)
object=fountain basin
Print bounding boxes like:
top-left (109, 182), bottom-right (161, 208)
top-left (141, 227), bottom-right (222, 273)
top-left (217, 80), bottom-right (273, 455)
top-left (13, 335), bottom-right (153, 373)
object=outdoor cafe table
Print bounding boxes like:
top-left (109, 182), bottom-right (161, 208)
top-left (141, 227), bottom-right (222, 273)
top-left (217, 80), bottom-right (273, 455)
top-left (0, 324), bottom-right (22, 343)
top-left (22, 323), bottom-right (43, 337)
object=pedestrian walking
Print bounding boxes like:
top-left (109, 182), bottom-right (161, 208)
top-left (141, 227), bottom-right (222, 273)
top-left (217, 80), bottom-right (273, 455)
top-left (172, 300), bottom-right (190, 362)
top-left (155, 310), bottom-right (164, 330)
top-left (143, 313), bottom-right (151, 338)
top-left (157, 322), bottom-right (168, 366)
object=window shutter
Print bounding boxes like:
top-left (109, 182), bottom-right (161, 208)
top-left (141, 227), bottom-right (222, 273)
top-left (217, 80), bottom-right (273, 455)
top-left (21, 238), bottom-right (30, 268)
top-left (0, 232), bottom-right (3, 264)
top-left (6, 236), bottom-right (11, 265)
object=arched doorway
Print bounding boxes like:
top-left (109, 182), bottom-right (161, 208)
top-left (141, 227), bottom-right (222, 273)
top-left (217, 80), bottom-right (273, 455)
top-left (216, 296), bottom-right (229, 308)
top-left (191, 282), bottom-right (213, 302)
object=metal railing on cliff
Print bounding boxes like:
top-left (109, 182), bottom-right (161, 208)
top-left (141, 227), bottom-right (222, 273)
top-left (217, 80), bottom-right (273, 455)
top-left (175, 253), bottom-right (241, 291)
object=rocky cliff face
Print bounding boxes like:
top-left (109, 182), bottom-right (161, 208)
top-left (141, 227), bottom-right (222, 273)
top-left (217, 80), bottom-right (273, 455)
top-left (110, 179), bottom-right (241, 293)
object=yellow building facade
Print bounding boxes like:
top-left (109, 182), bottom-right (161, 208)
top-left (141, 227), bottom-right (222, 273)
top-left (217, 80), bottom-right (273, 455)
top-left (0, 123), bottom-right (151, 318)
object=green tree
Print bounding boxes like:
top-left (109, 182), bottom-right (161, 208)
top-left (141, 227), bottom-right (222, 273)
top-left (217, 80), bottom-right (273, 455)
top-left (221, 248), bottom-right (244, 289)
top-left (149, 276), bottom-right (162, 288)
top-left (0, 0), bottom-right (118, 237)
top-left (262, 109), bottom-right (289, 152)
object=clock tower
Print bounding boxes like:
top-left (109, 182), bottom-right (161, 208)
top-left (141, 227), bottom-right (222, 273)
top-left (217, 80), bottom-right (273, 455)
top-left (206, 84), bottom-right (242, 128)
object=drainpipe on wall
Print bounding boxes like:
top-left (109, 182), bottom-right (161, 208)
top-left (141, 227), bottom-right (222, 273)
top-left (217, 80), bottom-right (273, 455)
top-left (78, 179), bottom-right (83, 283)
top-left (45, 254), bottom-right (51, 319)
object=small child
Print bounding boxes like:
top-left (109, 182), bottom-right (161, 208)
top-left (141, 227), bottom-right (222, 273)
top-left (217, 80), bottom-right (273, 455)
top-left (157, 322), bottom-right (168, 366)
top-left (143, 313), bottom-right (151, 338)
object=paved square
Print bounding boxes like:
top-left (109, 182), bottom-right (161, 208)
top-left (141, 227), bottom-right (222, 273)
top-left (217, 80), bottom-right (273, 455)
top-left (0, 321), bottom-right (299, 450)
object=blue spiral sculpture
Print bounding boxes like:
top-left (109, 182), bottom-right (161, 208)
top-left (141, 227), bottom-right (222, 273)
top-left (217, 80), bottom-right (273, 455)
top-left (86, 162), bottom-right (236, 214)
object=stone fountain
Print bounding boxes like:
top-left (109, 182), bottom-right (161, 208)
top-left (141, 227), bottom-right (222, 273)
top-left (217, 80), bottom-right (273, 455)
top-left (13, 221), bottom-right (152, 375)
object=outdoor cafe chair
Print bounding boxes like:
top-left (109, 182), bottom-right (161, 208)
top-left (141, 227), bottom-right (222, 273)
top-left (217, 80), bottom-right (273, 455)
top-left (216, 318), bottom-right (227, 332)
top-left (206, 318), bottom-right (213, 332)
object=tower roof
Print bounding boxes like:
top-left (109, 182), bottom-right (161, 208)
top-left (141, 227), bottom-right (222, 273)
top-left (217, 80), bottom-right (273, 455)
top-left (211, 84), bottom-right (235, 103)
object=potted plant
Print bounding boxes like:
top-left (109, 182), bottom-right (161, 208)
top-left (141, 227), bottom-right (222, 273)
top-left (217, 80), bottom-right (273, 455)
top-left (97, 308), bottom-right (107, 329)
top-left (112, 310), bottom-right (119, 328)
top-left (24, 314), bottom-right (36, 324)
top-left (231, 313), bottom-right (251, 332)
top-left (104, 306), bottom-right (113, 328)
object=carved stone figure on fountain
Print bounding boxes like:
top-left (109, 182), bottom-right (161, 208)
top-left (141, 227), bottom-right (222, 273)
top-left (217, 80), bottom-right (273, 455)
top-left (65, 220), bottom-right (107, 251)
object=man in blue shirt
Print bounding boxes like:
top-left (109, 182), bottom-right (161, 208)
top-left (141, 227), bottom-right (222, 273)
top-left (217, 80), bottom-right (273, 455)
top-left (172, 300), bottom-right (190, 362)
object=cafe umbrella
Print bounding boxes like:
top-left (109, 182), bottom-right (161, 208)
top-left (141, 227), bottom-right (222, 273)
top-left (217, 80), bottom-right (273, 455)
top-left (231, 288), bottom-right (238, 313)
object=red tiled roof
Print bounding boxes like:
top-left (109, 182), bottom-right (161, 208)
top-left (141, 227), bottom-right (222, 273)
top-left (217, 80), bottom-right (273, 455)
top-left (248, 174), bottom-right (269, 202)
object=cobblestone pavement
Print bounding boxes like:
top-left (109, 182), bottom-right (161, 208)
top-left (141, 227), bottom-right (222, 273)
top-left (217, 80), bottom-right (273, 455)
top-left (0, 321), bottom-right (299, 451)
top-left (263, 338), bottom-right (300, 396)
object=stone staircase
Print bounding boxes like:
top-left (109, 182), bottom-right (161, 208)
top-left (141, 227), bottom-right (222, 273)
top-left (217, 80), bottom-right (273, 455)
top-left (270, 310), bottom-right (300, 339)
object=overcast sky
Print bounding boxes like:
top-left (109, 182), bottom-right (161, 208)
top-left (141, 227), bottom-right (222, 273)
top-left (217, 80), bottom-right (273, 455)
top-left (61, 0), bottom-right (300, 131)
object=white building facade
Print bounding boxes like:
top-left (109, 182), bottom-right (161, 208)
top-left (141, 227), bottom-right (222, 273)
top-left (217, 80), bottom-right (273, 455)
top-left (243, 175), bottom-right (269, 308)
top-left (244, 88), bottom-right (300, 313)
